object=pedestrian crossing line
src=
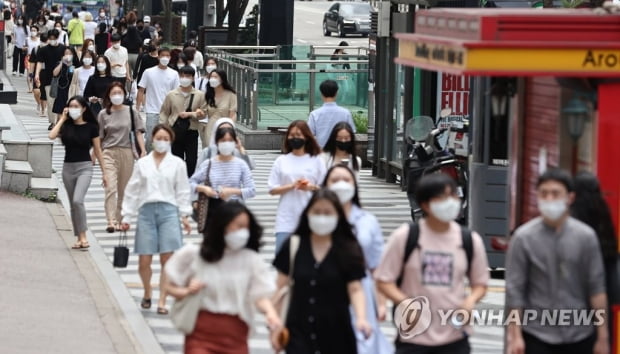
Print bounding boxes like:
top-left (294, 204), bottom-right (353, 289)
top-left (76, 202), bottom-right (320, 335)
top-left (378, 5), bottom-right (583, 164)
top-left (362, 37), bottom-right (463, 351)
top-left (8, 75), bottom-right (504, 354)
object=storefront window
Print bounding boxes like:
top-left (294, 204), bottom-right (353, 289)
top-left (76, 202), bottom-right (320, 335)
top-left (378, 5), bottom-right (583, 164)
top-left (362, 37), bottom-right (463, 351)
top-left (392, 64), bottom-right (405, 162)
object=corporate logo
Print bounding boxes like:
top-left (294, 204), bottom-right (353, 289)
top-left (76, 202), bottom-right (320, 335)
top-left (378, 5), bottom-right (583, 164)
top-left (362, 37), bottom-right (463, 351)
top-left (393, 296), bottom-right (432, 339)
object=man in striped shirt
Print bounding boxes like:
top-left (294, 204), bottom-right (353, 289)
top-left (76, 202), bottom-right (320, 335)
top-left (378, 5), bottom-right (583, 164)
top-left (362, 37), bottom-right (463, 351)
top-left (307, 80), bottom-right (356, 148)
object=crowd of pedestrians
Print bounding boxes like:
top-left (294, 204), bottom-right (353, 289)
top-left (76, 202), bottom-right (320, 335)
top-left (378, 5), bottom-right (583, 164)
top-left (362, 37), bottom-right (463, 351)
top-left (4, 4), bottom-right (611, 354)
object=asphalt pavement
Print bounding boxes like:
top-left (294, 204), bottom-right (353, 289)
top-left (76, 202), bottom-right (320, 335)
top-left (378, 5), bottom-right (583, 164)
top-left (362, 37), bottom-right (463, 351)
top-left (293, 1), bottom-right (369, 47)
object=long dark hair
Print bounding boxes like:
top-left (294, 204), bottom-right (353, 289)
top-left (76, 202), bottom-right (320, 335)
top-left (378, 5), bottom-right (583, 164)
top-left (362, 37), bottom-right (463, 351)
top-left (200, 201), bottom-right (263, 263)
top-left (323, 164), bottom-right (361, 207)
top-left (214, 126), bottom-right (237, 145)
top-left (323, 122), bottom-right (360, 171)
top-left (103, 81), bottom-right (127, 114)
top-left (95, 55), bottom-right (112, 77)
top-left (571, 172), bottom-right (618, 262)
top-left (206, 69), bottom-right (236, 107)
top-left (294, 189), bottom-right (365, 272)
top-left (282, 120), bottom-right (321, 156)
top-left (60, 96), bottom-right (99, 146)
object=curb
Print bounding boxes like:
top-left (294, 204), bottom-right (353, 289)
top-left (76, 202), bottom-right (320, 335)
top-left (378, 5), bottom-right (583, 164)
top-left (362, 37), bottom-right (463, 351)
top-left (56, 179), bottom-right (166, 354)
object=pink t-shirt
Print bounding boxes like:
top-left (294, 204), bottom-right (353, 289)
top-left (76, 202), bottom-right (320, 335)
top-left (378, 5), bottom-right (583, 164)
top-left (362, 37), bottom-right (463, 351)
top-left (374, 220), bottom-right (489, 346)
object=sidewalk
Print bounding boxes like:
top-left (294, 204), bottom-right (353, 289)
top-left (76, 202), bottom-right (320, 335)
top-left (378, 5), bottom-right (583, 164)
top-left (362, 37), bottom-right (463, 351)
top-left (0, 191), bottom-right (138, 354)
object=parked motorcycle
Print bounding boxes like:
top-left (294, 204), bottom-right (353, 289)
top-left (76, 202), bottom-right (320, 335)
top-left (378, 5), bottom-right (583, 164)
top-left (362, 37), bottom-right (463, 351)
top-left (405, 109), bottom-right (469, 224)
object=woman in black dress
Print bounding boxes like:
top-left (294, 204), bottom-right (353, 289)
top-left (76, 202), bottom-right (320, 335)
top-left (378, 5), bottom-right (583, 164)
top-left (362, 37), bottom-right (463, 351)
top-left (273, 189), bottom-right (372, 354)
top-left (83, 55), bottom-right (116, 116)
top-left (51, 47), bottom-right (78, 120)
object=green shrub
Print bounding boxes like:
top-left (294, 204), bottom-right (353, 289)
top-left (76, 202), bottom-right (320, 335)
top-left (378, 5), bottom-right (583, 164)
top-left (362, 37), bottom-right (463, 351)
top-left (352, 111), bottom-right (368, 134)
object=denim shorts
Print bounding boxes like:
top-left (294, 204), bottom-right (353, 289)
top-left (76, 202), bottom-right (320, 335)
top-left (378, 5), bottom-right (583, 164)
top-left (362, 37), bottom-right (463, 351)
top-left (135, 202), bottom-right (183, 255)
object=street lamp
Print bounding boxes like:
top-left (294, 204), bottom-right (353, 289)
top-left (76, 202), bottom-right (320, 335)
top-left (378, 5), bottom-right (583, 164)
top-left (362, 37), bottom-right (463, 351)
top-left (562, 96), bottom-right (591, 174)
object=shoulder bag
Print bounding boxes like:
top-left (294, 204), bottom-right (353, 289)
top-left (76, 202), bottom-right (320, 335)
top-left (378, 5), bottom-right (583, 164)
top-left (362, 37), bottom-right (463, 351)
top-left (172, 93), bottom-right (195, 144)
top-left (192, 158), bottom-right (212, 233)
top-left (170, 254), bottom-right (204, 335)
top-left (128, 106), bottom-right (142, 159)
top-left (271, 235), bottom-right (301, 348)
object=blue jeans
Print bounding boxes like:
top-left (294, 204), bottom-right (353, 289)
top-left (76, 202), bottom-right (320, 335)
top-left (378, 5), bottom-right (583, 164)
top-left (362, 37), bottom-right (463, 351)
top-left (135, 202), bottom-right (183, 255)
top-left (275, 232), bottom-right (291, 254)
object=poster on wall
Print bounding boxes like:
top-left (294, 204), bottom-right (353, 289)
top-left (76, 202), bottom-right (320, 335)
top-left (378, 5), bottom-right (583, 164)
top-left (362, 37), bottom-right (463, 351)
top-left (436, 72), bottom-right (471, 157)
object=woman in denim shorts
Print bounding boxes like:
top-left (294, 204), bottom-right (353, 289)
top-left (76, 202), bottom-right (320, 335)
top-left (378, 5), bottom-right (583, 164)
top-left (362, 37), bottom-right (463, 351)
top-left (121, 124), bottom-right (193, 315)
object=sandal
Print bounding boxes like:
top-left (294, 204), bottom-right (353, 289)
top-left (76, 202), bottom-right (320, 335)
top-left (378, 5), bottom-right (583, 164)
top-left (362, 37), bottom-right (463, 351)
top-left (80, 241), bottom-right (90, 249)
top-left (106, 224), bottom-right (115, 233)
top-left (71, 242), bottom-right (83, 249)
top-left (157, 307), bottom-right (169, 315)
top-left (141, 298), bottom-right (152, 309)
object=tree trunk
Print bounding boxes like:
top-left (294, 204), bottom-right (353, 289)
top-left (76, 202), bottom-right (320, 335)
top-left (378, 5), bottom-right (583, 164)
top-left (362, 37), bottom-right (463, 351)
top-left (162, 0), bottom-right (173, 43)
top-left (226, 0), bottom-right (249, 44)
top-left (216, 0), bottom-right (225, 27)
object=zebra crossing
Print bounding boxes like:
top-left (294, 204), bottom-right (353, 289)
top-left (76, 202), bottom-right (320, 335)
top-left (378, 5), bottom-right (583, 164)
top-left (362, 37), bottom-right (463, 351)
top-left (8, 75), bottom-right (505, 354)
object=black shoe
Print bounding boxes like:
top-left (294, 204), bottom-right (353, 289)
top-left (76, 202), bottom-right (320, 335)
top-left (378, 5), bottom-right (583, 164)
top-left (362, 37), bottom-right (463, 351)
top-left (48, 123), bottom-right (54, 130)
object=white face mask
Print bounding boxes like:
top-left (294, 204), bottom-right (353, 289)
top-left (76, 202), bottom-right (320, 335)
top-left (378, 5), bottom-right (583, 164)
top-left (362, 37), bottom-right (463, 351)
top-left (82, 57), bottom-right (92, 66)
top-left (31, 31), bottom-right (38, 37)
top-left (225, 228), bottom-right (250, 250)
top-left (110, 94), bottom-right (124, 105)
top-left (205, 65), bottom-right (216, 73)
top-left (429, 197), bottom-right (461, 223)
top-left (308, 214), bottom-right (338, 236)
top-left (209, 78), bottom-right (221, 88)
top-left (179, 77), bottom-right (193, 87)
top-left (329, 181), bottom-right (355, 204)
top-left (17, 19), bottom-right (23, 24)
top-left (159, 56), bottom-right (170, 66)
top-left (96, 63), bottom-right (107, 72)
top-left (68, 108), bottom-right (82, 120)
top-left (64, 55), bottom-right (73, 63)
top-left (112, 43), bottom-right (120, 49)
top-left (87, 45), bottom-right (95, 52)
top-left (538, 199), bottom-right (568, 222)
top-left (49, 39), bottom-right (58, 46)
top-left (100, 13), bottom-right (105, 17)
top-left (218, 141), bottom-right (236, 156)
top-left (152, 140), bottom-right (170, 153)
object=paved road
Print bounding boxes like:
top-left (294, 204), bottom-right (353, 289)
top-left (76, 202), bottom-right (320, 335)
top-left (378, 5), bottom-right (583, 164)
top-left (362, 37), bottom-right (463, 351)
top-left (8, 72), bottom-right (504, 353)
top-left (294, 1), bottom-right (369, 47)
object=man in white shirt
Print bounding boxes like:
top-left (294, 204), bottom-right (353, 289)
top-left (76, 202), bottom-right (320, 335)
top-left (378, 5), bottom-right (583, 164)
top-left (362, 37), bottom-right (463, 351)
top-left (138, 47), bottom-right (180, 152)
top-left (105, 33), bottom-right (131, 85)
top-left (78, 5), bottom-right (89, 22)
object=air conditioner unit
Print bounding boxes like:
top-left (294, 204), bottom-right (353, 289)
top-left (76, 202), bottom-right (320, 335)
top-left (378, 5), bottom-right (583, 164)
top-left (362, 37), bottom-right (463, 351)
top-left (371, 1), bottom-right (391, 38)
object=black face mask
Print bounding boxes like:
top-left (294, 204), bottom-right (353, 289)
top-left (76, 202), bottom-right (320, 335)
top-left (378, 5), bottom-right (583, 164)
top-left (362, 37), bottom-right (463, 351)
top-left (288, 138), bottom-right (306, 150)
top-left (335, 140), bottom-right (353, 152)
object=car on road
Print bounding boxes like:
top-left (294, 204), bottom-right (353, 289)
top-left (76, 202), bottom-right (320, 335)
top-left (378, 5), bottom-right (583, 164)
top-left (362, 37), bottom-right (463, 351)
top-left (323, 2), bottom-right (372, 37)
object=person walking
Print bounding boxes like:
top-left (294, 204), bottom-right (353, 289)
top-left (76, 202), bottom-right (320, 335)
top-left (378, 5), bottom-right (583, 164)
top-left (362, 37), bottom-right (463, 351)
top-left (4, 10), bottom-right (14, 60)
top-left (83, 55), bottom-right (116, 116)
top-left (122, 12), bottom-right (143, 77)
top-left (165, 201), bottom-right (282, 353)
top-left (196, 57), bottom-right (218, 92)
top-left (375, 173), bottom-right (489, 354)
top-left (25, 25), bottom-right (40, 93)
top-left (94, 22), bottom-right (110, 55)
top-left (35, 29), bottom-right (66, 130)
top-left (51, 47), bottom-right (77, 120)
top-left (202, 69), bottom-right (237, 148)
top-left (159, 65), bottom-right (207, 176)
top-left (11, 16), bottom-right (28, 77)
top-left (307, 79), bottom-right (356, 148)
top-left (67, 11), bottom-right (84, 50)
top-left (137, 47), bottom-right (179, 150)
top-left (268, 120), bottom-right (326, 252)
top-left (98, 81), bottom-right (146, 233)
top-left (83, 12), bottom-right (97, 41)
top-left (69, 49), bottom-right (95, 97)
top-left (321, 122), bottom-right (362, 177)
top-left (133, 43), bottom-right (158, 86)
top-left (196, 117), bottom-right (254, 170)
top-left (29, 32), bottom-right (47, 116)
top-left (272, 189), bottom-right (372, 353)
top-left (572, 171), bottom-right (620, 348)
top-left (323, 165), bottom-right (393, 354)
top-left (105, 33), bottom-right (130, 85)
top-left (49, 96), bottom-right (106, 249)
top-left (189, 126), bottom-right (256, 228)
top-left (54, 21), bottom-right (69, 47)
top-left (506, 169), bottom-right (609, 354)
top-left (121, 124), bottom-right (192, 315)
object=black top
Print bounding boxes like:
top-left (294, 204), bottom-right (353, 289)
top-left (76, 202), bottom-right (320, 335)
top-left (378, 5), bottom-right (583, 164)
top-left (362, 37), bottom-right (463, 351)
top-left (134, 53), bottom-right (158, 82)
top-left (83, 75), bottom-right (116, 99)
top-left (273, 236), bottom-right (365, 354)
top-left (36, 43), bottom-right (66, 85)
top-left (61, 121), bottom-right (99, 163)
top-left (122, 26), bottom-right (142, 54)
top-left (94, 32), bottom-right (109, 56)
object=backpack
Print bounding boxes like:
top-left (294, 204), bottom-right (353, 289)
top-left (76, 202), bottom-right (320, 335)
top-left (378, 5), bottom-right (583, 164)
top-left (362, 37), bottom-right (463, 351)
top-left (396, 222), bottom-right (474, 287)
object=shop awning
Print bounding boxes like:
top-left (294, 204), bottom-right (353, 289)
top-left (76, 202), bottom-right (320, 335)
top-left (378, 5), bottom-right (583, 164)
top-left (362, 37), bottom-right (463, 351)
top-left (395, 9), bottom-right (620, 77)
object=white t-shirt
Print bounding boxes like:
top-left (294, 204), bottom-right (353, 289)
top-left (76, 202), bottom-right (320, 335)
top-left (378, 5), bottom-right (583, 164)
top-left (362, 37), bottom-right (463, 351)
top-left (84, 21), bottom-right (97, 40)
top-left (104, 46), bottom-right (129, 78)
top-left (26, 37), bottom-right (40, 56)
top-left (78, 66), bottom-right (95, 96)
top-left (138, 66), bottom-right (180, 114)
top-left (267, 153), bottom-right (327, 233)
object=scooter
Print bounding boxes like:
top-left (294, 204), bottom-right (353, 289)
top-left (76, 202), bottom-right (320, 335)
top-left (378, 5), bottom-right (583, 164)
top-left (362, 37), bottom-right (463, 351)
top-left (405, 109), bottom-right (469, 224)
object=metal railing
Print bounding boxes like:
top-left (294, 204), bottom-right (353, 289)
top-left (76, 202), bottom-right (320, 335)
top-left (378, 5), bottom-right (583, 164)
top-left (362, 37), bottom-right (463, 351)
top-left (204, 45), bottom-right (370, 130)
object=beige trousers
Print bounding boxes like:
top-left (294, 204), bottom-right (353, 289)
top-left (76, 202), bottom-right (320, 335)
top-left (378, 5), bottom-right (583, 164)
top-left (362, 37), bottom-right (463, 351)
top-left (103, 147), bottom-right (134, 224)
top-left (198, 121), bottom-right (212, 149)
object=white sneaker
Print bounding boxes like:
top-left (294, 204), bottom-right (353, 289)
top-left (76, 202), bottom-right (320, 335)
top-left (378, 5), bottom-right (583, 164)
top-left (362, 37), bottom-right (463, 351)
top-left (19, 73), bottom-right (23, 77)
top-left (12, 72), bottom-right (16, 76)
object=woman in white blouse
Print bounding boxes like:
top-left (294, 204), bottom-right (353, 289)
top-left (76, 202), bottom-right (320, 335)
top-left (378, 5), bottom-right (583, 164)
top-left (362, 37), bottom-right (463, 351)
top-left (121, 124), bottom-right (192, 315)
top-left (69, 49), bottom-right (95, 97)
top-left (165, 201), bottom-right (282, 353)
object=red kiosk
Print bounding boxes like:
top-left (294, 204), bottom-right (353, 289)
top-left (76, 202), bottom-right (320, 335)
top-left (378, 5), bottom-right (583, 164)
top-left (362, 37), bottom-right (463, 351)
top-left (395, 8), bottom-right (620, 350)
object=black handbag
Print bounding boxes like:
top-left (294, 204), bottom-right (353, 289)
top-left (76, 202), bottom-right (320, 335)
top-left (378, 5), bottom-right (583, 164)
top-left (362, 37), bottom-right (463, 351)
top-left (113, 231), bottom-right (129, 268)
top-left (49, 76), bottom-right (59, 98)
top-left (172, 93), bottom-right (195, 141)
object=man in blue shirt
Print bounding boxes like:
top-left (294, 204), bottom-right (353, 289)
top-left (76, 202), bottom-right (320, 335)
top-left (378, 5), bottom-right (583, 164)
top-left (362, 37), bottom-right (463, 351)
top-left (307, 80), bottom-right (355, 148)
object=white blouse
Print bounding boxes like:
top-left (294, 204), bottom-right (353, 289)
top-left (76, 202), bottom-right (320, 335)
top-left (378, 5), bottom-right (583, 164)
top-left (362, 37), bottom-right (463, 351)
top-left (165, 243), bottom-right (276, 328)
top-left (121, 152), bottom-right (192, 224)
